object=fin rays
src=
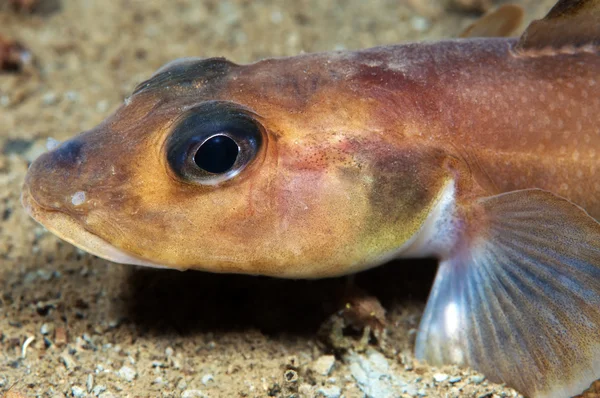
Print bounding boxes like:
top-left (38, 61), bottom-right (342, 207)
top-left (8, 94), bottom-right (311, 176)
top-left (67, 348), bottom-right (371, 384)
top-left (416, 189), bottom-right (600, 397)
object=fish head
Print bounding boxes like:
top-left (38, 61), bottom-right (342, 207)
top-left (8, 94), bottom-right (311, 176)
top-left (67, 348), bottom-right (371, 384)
top-left (22, 56), bottom-right (450, 278)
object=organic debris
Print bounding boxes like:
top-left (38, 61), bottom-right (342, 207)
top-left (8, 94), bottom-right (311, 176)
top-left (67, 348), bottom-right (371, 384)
top-left (0, 35), bottom-right (32, 72)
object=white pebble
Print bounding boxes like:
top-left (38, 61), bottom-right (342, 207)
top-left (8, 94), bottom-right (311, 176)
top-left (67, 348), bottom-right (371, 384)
top-left (181, 390), bottom-right (207, 398)
top-left (411, 16), bottom-right (431, 32)
top-left (96, 100), bottom-right (109, 113)
top-left (117, 366), bottom-right (136, 382)
top-left (201, 374), bottom-right (214, 385)
top-left (65, 91), bottom-right (79, 101)
top-left (433, 373), bottom-right (449, 383)
top-left (86, 374), bottom-right (94, 392)
top-left (40, 323), bottom-right (50, 335)
top-left (316, 386), bottom-right (341, 398)
top-left (42, 92), bottom-right (58, 105)
top-left (470, 374), bottom-right (485, 384)
top-left (312, 355), bottom-right (336, 376)
top-left (299, 384), bottom-right (313, 395)
top-left (71, 386), bottom-right (86, 397)
top-left (270, 10), bottom-right (283, 24)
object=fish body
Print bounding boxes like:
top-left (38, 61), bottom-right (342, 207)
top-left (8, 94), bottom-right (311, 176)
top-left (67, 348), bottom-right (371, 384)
top-left (21, 1), bottom-right (600, 397)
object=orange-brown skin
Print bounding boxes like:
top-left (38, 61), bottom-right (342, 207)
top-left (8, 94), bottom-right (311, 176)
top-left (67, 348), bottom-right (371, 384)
top-left (22, 38), bottom-right (600, 278)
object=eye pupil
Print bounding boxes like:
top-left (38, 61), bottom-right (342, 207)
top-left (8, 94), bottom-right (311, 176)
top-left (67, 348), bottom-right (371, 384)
top-left (193, 135), bottom-right (239, 174)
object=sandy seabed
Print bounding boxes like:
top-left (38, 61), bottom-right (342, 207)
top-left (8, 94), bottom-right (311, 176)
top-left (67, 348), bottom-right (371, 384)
top-left (0, 0), bottom-right (560, 397)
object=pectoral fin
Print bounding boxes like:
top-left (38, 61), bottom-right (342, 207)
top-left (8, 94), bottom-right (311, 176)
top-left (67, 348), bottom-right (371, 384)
top-left (415, 189), bottom-right (600, 398)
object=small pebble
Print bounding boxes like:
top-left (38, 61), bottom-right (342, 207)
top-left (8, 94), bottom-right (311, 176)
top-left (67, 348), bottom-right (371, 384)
top-left (40, 323), bottom-right (50, 335)
top-left (298, 384), bottom-right (313, 395)
top-left (96, 99), bottom-right (109, 113)
top-left (471, 375), bottom-right (486, 384)
top-left (42, 92), bottom-right (58, 105)
top-left (410, 16), bottom-right (431, 32)
top-left (92, 385), bottom-right (107, 395)
top-left (181, 390), bottom-right (206, 398)
top-left (65, 91), bottom-right (79, 101)
top-left (71, 386), bottom-right (85, 397)
top-left (316, 385), bottom-right (341, 398)
top-left (59, 351), bottom-right (76, 369)
top-left (311, 355), bottom-right (336, 376)
top-left (284, 369), bottom-right (298, 383)
top-left (201, 374), bottom-right (214, 385)
top-left (270, 10), bottom-right (283, 24)
top-left (449, 376), bottom-right (462, 384)
top-left (82, 333), bottom-right (93, 345)
top-left (152, 377), bottom-right (164, 385)
top-left (117, 366), bottom-right (136, 382)
top-left (433, 373), bottom-right (449, 383)
top-left (107, 318), bottom-right (121, 329)
top-left (86, 374), bottom-right (94, 392)
top-left (55, 327), bottom-right (67, 346)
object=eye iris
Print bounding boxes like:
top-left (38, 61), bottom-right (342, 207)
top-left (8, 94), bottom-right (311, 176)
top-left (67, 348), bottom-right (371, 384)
top-left (193, 135), bottom-right (239, 174)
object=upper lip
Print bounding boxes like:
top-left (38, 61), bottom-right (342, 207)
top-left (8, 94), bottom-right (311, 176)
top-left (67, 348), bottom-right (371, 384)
top-left (21, 184), bottom-right (36, 217)
top-left (22, 183), bottom-right (51, 215)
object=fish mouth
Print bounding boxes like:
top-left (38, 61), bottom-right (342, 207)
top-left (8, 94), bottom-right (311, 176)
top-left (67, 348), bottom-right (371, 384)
top-left (21, 186), bottom-right (173, 270)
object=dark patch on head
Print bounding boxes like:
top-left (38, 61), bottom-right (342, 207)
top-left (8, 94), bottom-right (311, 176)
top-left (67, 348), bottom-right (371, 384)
top-left (133, 57), bottom-right (237, 96)
top-left (52, 139), bottom-right (84, 167)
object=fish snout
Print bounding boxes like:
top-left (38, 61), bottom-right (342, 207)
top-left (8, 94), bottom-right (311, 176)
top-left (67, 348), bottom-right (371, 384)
top-left (23, 137), bottom-right (91, 213)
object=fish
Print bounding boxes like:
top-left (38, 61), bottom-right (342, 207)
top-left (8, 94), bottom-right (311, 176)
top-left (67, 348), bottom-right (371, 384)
top-left (20, 0), bottom-right (600, 396)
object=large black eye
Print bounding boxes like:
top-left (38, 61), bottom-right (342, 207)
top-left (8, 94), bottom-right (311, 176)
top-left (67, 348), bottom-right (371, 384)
top-left (166, 101), bottom-right (263, 185)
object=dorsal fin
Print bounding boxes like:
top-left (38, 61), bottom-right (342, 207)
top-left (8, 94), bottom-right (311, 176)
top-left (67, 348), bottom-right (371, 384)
top-left (460, 4), bottom-right (524, 38)
top-left (516, 0), bottom-right (600, 52)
